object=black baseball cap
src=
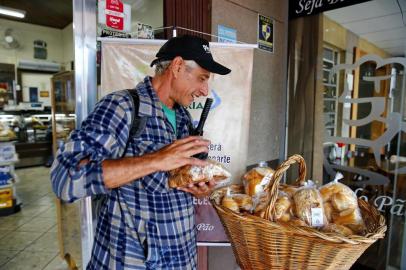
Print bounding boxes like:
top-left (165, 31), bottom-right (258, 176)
top-left (150, 35), bottom-right (231, 75)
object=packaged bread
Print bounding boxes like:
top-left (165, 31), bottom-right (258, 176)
top-left (222, 195), bottom-right (239, 213)
top-left (293, 183), bottom-right (326, 227)
top-left (323, 202), bottom-right (334, 223)
top-left (322, 223), bottom-right (354, 236)
top-left (332, 208), bottom-right (366, 235)
top-left (289, 218), bottom-right (308, 227)
top-left (169, 159), bottom-right (231, 189)
top-left (231, 193), bottom-right (253, 212)
top-left (274, 192), bottom-right (293, 221)
top-left (243, 161), bottom-right (274, 197)
top-left (279, 185), bottom-right (298, 198)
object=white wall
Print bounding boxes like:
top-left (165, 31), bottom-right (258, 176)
top-left (62, 23), bottom-right (74, 71)
top-left (0, 19), bottom-right (74, 105)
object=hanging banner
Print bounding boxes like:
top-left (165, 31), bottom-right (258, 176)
top-left (289, 0), bottom-right (373, 19)
top-left (101, 40), bottom-right (254, 244)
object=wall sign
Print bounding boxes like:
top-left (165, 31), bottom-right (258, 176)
top-left (217, 25), bottom-right (237, 44)
top-left (289, 0), bottom-right (372, 19)
top-left (257, 14), bottom-right (274, 53)
top-left (98, 0), bottom-right (131, 34)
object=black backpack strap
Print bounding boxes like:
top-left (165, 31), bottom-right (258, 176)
top-left (123, 89), bottom-right (147, 156)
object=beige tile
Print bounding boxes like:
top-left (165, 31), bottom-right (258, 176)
top-left (38, 207), bottom-right (57, 219)
top-left (25, 232), bottom-right (59, 253)
top-left (0, 216), bottom-right (31, 230)
top-left (32, 195), bottom-right (56, 206)
top-left (0, 230), bottom-right (14, 240)
top-left (13, 204), bottom-right (50, 218)
top-left (16, 217), bottom-right (56, 233)
top-left (47, 225), bottom-right (58, 233)
top-left (42, 255), bottom-right (70, 270)
top-left (0, 249), bottom-right (20, 266)
top-left (0, 231), bottom-right (42, 251)
top-left (0, 250), bottom-right (55, 270)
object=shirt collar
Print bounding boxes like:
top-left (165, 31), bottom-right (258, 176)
top-left (136, 76), bottom-right (191, 125)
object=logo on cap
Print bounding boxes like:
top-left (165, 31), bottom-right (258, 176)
top-left (202, 44), bottom-right (211, 54)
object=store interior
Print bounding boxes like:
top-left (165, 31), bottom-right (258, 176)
top-left (0, 0), bottom-right (404, 270)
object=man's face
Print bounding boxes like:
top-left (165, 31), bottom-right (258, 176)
top-left (171, 60), bottom-right (211, 107)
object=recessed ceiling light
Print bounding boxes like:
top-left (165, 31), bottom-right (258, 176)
top-left (0, 6), bottom-right (26, 19)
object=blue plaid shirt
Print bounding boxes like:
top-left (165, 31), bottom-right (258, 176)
top-left (51, 76), bottom-right (197, 269)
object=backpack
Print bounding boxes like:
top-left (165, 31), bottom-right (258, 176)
top-left (123, 89), bottom-right (194, 154)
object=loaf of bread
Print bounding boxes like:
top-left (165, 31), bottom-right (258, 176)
top-left (169, 160), bottom-right (231, 188)
top-left (274, 194), bottom-right (292, 221)
top-left (293, 188), bottom-right (325, 227)
top-left (243, 166), bottom-right (274, 197)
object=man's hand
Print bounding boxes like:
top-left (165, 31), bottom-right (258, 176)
top-left (149, 136), bottom-right (210, 172)
top-left (177, 179), bottom-right (217, 198)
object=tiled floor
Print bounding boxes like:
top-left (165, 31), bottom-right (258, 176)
top-left (0, 166), bottom-right (70, 270)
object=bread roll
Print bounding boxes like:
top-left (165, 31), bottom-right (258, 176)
top-left (232, 194), bottom-right (253, 211)
top-left (279, 213), bottom-right (291, 222)
top-left (289, 218), bottom-right (308, 227)
top-left (279, 185), bottom-right (298, 198)
top-left (322, 224), bottom-right (354, 236)
top-left (274, 196), bottom-right (292, 220)
top-left (331, 192), bottom-right (358, 212)
top-left (323, 202), bottom-right (334, 223)
top-left (222, 196), bottom-right (239, 213)
top-left (333, 208), bottom-right (366, 235)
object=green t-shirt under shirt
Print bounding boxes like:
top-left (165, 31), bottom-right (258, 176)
top-left (161, 103), bottom-right (177, 137)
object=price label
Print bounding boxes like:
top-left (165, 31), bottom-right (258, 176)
top-left (311, 207), bottom-right (324, 227)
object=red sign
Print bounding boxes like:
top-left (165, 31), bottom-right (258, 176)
top-left (194, 197), bottom-right (229, 243)
top-left (106, 14), bottom-right (124, 30)
top-left (106, 0), bottom-right (123, 12)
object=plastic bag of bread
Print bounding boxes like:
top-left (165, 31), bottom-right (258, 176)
top-left (322, 223), bottom-right (354, 236)
top-left (332, 208), bottom-right (366, 235)
top-left (243, 161), bottom-right (274, 197)
top-left (279, 185), bottom-right (298, 198)
top-left (243, 161), bottom-right (275, 213)
top-left (168, 159), bottom-right (231, 189)
top-left (221, 189), bottom-right (253, 213)
top-left (319, 173), bottom-right (358, 211)
top-left (319, 173), bottom-right (366, 234)
top-left (274, 192), bottom-right (293, 222)
top-left (293, 181), bottom-right (326, 227)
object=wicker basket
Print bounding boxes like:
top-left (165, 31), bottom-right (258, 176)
top-left (210, 155), bottom-right (386, 270)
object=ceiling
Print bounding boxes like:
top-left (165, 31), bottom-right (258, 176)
top-left (325, 0), bottom-right (406, 57)
top-left (0, 0), bottom-right (72, 29)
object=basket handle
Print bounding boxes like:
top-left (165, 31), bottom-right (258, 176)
top-left (263, 154), bottom-right (307, 221)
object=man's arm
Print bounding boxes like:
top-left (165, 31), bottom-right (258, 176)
top-left (100, 136), bottom-right (210, 188)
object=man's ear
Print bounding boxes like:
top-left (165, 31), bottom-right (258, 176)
top-left (171, 56), bottom-right (184, 78)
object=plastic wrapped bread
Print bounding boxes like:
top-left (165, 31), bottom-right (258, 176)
top-left (274, 192), bottom-right (293, 221)
top-left (243, 162), bottom-right (274, 197)
top-left (322, 223), bottom-right (354, 236)
top-left (168, 159), bottom-right (231, 189)
top-left (319, 173), bottom-right (366, 234)
top-left (293, 185), bottom-right (326, 227)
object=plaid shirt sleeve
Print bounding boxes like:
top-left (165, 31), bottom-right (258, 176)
top-left (50, 91), bottom-right (133, 202)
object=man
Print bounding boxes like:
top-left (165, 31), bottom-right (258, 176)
top-left (51, 35), bottom-right (231, 269)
